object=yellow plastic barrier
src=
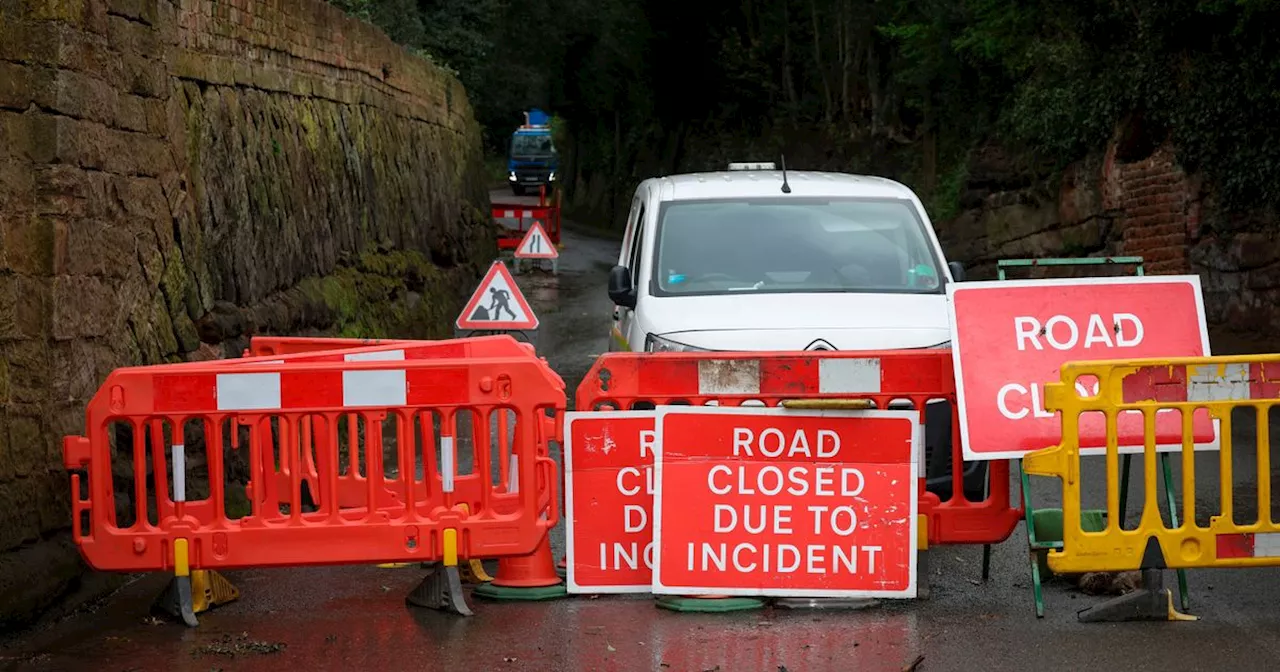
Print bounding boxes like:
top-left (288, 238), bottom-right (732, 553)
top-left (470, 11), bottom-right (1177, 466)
top-left (1024, 354), bottom-right (1280, 575)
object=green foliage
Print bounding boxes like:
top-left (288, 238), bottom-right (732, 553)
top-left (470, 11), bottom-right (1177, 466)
top-left (928, 156), bottom-right (970, 223)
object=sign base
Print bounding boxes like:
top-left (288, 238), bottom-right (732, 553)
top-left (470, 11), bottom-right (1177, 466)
top-left (654, 596), bottom-right (764, 613)
top-left (512, 258), bottom-right (558, 276)
top-left (472, 583), bottom-right (569, 601)
top-left (454, 328), bottom-right (538, 348)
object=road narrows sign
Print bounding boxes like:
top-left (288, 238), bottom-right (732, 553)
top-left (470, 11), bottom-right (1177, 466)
top-left (564, 411), bottom-right (656, 593)
top-left (455, 260), bottom-right (539, 331)
top-left (514, 221), bottom-right (559, 259)
top-left (651, 406), bottom-right (920, 599)
top-left (947, 275), bottom-right (1218, 461)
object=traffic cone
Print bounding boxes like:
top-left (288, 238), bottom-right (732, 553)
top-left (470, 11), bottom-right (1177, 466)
top-left (556, 555), bottom-right (567, 578)
top-left (472, 533), bottom-right (568, 601)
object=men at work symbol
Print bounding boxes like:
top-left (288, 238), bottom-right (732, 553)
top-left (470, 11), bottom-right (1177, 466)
top-left (470, 287), bottom-right (517, 321)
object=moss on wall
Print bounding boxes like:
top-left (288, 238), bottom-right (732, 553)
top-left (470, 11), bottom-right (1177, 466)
top-left (0, 0), bottom-right (495, 630)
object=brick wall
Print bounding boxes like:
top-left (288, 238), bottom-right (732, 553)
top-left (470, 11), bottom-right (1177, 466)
top-left (1102, 142), bottom-right (1197, 275)
top-left (0, 0), bottom-right (491, 629)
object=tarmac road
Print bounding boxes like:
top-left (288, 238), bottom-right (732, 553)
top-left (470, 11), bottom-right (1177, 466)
top-left (3, 188), bottom-right (1280, 671)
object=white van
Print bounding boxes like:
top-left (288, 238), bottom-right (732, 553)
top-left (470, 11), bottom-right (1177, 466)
top-left (604, 165), bottom-right (984, 500)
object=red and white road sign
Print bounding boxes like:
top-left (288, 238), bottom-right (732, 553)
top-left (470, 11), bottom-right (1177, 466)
top-left (455, 261), bottom-right (538, 331)
top-left (948, 275), bottom-right (1218, 461)
top-left (515, 221), bottom-right (559, 259)
top-left (652, 406), bottom-right (920, 599)
top-left (564, 411), bottom-right (656, 593)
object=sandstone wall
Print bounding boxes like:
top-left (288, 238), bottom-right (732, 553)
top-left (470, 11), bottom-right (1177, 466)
top-left (0, 0), bottom-right (494, 628)
top-left (939, 140), bottom-right (1280, 350)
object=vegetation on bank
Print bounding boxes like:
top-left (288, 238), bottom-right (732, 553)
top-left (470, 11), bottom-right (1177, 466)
top-left (331, 0), bottom-right (1280, 222)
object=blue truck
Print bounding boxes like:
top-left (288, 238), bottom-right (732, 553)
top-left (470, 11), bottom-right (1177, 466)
top-left (507, 108), bottom-right (558, 196)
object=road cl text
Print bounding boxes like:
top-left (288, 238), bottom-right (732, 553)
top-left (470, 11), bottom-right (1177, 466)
top-left (1001, 312), bottom-right (1145, 420)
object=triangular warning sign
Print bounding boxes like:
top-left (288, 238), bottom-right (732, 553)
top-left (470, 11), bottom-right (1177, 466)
top-left (514, 221), bottom-right (559, 259)
top-left (456, 261), bottom-right (539, 330)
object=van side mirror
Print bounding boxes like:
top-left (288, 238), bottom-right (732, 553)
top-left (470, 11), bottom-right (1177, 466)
top-left (947, 261), bottom-right (966, 282)
top-left (608, 265), bottom-right (636, 309)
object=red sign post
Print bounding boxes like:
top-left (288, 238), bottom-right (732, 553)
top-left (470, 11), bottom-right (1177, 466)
top-left (948, 276), bottom-right (1218, 461)
top-left (652, 407), bottom-right (920, 599)
top-left (564, 412), bottom-right (656, 593)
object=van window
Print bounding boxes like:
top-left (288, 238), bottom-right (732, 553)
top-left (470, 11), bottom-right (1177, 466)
top-left (620, 196), bottom-right (642, 264)
top-left (628, 203), bottom-right (647, 286)
top-left (651, 197), bottom-right (943, 296)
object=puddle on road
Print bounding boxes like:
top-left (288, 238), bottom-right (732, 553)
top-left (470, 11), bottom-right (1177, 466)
top-left (515, 270), bottom-right (562, 304)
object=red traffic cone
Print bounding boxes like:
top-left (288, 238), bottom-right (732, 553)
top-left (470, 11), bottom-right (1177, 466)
top-left (473, 534), bottom-right (568, 601)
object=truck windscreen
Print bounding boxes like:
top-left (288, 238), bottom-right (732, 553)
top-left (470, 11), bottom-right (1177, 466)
top-left (511, 134), bottom-right (555, 157)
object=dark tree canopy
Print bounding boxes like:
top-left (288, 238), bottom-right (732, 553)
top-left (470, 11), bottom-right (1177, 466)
top-left (333, 0), bottom-right (1280, 223)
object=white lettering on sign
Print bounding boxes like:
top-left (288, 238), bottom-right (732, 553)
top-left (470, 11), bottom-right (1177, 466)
top-left (732, 427), bottom-right (841, 458)
top-left (616, 431), bottom-right (657, 496)
top-left (706, 465), bottom-right (865, 497)
top-left (599, 541), bottom-right (656, 571)
top-left (597, 427), bottom-right (659, 572)
top-left (713, 504), bottom-right (794, 535)
top-left (1013, 313), bottom-right (1144, 351)
top-left (693, 430), bottom-right (877, 575)
top-left (624, 505), bottom-right (647, 532)
top-left (806, 505), bottom-right (860, 535)
top-left (995, 382), bottom-right (1056, 421)
top-left (640, 429), bottom-right (655, 458)
top-left (616, 466), bottom-right (655, 496)
top-left (997, 378), bottom-right (1184, 424)
top-left (685, 542), bottom-right (884, 574)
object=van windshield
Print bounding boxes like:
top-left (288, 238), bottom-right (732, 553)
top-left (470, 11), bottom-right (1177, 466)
top-left (652, 197), bottom-right (944, 296)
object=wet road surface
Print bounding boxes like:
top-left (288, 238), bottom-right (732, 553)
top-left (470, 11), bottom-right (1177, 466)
top-left (4, 189), bottom-right (1280, 671)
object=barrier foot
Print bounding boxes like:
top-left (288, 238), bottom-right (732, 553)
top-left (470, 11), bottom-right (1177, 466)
top-left (406, 563), bottom-right (473, 616)
top-left (155, 575), bottom-right (200, 627)
top-left (1077, 569), bottom-right (1197, 623)
top-left (460, 559), bottom-right (495, 584)
top-left (472, 536), bottom-right (568, 601)
top-left (155, 570), bottom-right (239, 627)
top-left (654, 596), bottom-right (764, 613)
top-left (774, 598), bottom-right (880, 610)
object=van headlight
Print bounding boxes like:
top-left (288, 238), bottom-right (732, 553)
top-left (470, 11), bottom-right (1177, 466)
top-left (645, 334), bottom-right (710, 353)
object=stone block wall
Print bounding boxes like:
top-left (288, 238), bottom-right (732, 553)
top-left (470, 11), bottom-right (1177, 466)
top-left (0, 0), bottom-right (494, 628)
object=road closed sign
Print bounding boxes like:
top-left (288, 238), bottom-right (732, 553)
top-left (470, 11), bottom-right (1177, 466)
top-left (564, 412), bottom-right (656, 593)
top-left (948, 275), bottom-right (1218, 461)
top-left (652, 406), bottom-right (920, 599)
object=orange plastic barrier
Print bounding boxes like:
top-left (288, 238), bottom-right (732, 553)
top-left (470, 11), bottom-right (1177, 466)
top-left (493, 187), bottom-right (562, 250)
top-left (62, 335), bottom-right (564, 572)
top-left (243, 336), bottom-right (409, 358)
top-left (574, 351), bottom-right (1021, 546)
top-left (216, 336), bottom-right (552, 514)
